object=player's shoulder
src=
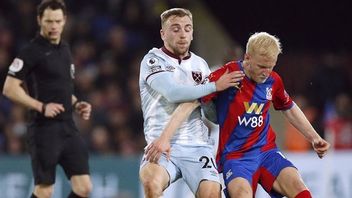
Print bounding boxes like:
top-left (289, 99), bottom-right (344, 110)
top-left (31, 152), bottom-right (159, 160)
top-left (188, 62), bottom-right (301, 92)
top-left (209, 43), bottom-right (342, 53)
top-left (18, 39), bottom-right (37, 53)
top-left (16, 38), bottom-right (43, 61)
top-left (190, 51), bottom-right (208, 66)
top-left (142, 48), bottom-right (167, 65)
top-left (222, 60), bottom-right (241, 71)
top-left (189, 51), bottom-right (205, 61)
top-left (59, 39), bottom-right (70, 48)
top-left (270, 70), bottom-right (282, 80)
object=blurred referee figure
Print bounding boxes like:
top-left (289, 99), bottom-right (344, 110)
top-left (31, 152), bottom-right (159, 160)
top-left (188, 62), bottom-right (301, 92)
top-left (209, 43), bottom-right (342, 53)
top-left (2, 0), bottom-right (92, 197)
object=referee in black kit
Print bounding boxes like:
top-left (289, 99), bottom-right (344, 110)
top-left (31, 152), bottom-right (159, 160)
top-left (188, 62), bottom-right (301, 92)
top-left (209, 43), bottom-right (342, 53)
top-left (2, 0), bottom-right (92, 197)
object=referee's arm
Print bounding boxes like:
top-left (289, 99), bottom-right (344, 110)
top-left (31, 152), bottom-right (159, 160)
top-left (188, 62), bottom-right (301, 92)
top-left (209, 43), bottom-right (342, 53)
top-left (71, 95), bottom-right (91, 120)
top-left (3, 75), bottom-right (43, 113)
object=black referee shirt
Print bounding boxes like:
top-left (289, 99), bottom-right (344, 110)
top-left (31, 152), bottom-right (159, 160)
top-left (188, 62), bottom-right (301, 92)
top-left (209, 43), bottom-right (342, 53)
top-left (8, 35), bottom-right (75, 121)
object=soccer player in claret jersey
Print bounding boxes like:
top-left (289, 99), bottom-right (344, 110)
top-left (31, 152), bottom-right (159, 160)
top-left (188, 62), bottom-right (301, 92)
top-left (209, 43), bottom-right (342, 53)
top-left (138, 8), bottom-right (244, 198)
top-left (163, 32), bottom-right (330, 198)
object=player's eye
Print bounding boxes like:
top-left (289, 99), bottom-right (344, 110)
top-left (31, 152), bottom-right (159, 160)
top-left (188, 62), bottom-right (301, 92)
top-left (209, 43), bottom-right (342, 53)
top-left (185, 26), bottom-right (192, 32)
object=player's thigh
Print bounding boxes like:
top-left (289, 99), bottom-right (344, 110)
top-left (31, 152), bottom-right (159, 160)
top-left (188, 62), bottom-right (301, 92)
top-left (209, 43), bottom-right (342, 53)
top-left (273, 167), bottom-right (308, 197)
top-left (259, 149), bottom-right (296, 195)
top-left (176, 145), bottom-right (220, 194)
top-left (59, 133), bottom-right (90, 178)
top-left (223, 158), bottom-right (257, 197)
top-left (197, 180), bottom-right (221, 198)
top-left (28, 122), bottom-right (63, 185)
top-left (139, 162), bottom-right (170, 190)
top-left (227, 177), bottom-right (253, 198)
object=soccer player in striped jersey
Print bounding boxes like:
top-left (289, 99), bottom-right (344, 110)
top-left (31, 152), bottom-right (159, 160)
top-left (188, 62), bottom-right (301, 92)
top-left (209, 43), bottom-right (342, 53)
top-left (139, 8), bottom-right (244, 198)
top-left (162, 32), bottom-right (330, 198)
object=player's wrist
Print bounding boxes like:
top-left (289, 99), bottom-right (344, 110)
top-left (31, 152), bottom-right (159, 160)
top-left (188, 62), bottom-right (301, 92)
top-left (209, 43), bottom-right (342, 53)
top-left (72, 100), bottom-right (80, 109)
top-left (41, 103), bottom-right (47, 115)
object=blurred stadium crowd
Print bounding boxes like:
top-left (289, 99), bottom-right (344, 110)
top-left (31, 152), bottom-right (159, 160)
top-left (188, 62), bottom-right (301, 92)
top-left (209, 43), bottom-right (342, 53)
top-left (0, 0), bottom-right (351, 156)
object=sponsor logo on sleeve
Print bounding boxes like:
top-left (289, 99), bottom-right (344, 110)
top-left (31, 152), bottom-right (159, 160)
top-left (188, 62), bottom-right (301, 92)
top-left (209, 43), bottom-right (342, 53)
top-left (146, 57), bottom-right (158, 66)
top-left (70, 64), bottom-right (75, 79)
top-left (149, 65), bottom-right (162, 73)
top-left (147, 57), bottom-right (163, 74)
top-left (9, 58), bottom-right (24, 73)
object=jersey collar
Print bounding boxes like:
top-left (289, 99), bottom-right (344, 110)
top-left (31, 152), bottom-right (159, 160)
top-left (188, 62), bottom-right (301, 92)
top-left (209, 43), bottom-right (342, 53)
top-left (161, 46), bottom-right (191, 64)
top-left (36, 34), bottom-right (63, 48)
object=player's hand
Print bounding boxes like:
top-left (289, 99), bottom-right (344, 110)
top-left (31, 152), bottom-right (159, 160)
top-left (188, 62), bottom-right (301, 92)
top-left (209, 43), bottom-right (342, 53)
top-left (312, 138), bottom-right (330, 158)
top-left (145, 137), bottom-right (171, 164)
top-left (215, 69), bottom-right (245, 91)
top-left (43, 103), bottom-right (65, 118)
top-left (75, 101), bottom-right (91, 120)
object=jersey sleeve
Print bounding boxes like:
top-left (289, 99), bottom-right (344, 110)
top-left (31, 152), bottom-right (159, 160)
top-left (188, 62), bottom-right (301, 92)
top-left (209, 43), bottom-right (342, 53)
top-left (140, 53), bottom-right (172, 84)
top-left (272, 73), bottom-right (294, 110)
top-left (7, 45), bottom-right (37, 80)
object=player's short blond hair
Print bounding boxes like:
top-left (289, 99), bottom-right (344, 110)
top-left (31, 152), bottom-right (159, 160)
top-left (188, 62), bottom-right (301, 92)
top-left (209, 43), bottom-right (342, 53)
top-left (246, 32), bottom-right (282, 59)
top-left (160, 8), bottom-right (192, 28)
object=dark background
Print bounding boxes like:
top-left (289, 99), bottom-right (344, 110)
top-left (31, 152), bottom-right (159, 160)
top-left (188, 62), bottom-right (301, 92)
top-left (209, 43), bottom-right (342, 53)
top-left (203, 0), bottom-right (352, 52)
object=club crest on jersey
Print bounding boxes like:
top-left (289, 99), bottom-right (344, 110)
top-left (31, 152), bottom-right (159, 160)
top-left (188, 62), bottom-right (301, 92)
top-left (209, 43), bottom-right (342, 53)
top-left (266, 87), bottom-right (272, 100)
top-left (192, 71), bottom-right (203, 84)
top-left (9, 58), bottom-right (24, 73)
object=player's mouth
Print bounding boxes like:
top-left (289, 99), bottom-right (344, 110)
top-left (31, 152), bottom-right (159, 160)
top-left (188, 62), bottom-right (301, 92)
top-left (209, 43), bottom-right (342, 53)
top-left (177, 41), bottom-right (188, 46)
top-left (49, 32), bottom-right (59, 37)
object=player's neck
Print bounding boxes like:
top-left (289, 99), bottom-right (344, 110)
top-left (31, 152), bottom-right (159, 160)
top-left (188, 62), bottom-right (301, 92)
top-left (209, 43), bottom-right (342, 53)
top-left (40, 32), bottom-right (61, 45)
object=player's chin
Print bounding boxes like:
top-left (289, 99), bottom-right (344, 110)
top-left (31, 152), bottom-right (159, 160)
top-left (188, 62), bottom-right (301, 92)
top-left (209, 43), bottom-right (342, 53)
top-left (176, 44), bottom-right (189, 52)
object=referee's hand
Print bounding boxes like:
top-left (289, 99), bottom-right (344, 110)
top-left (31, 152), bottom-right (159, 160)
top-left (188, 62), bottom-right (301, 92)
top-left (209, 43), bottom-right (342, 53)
top-left (75, 101), bottom-right (91, 120)
top-left (43, 103), bottom-right (65, 118)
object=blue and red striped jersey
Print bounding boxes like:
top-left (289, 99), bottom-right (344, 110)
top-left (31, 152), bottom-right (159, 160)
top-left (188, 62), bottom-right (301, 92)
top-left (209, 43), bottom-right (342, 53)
top-left (203, 61), bottom-right (294, 172)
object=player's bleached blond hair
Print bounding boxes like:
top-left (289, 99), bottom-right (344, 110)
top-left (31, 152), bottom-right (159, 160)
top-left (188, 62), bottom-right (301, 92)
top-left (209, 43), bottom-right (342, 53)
top-left (160, 8), bottom-right (192, 28)
top-left (246, 32), bottom-right (282, 59)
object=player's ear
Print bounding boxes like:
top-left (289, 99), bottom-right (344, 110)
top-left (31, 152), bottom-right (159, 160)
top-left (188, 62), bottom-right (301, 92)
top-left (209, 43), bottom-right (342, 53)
top-left (37, 15), bottom-right (41, 27)
top-left (244, 53), bottom-right (250, 61)
top-left (160, 29), bottom-right (165, 41)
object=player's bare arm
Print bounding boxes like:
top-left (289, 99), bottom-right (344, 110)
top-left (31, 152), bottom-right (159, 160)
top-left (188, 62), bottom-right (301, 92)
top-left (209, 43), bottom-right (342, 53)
top-left (3, 75), bottom-right (65, 118)
top-left (282, 103), bottom-right (330, 158)
top-left (145, 100), bottom-right (200, 163)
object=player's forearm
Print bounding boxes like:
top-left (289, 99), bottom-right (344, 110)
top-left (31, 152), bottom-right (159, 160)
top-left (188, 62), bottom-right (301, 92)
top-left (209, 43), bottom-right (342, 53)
top-left (283, 104), bottom-right (321, 142)
top-left (161, 100), bottom-right (200, 140)
top-left (150, 73), bottom-right (216, 103)
top-left (3, 77), bottom-right (43, 113)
